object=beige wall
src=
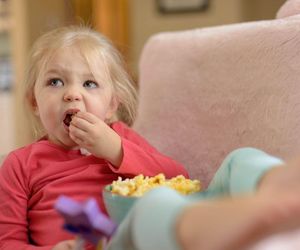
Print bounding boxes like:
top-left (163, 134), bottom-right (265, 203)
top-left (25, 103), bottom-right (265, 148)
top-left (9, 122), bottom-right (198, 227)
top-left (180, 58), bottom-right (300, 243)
top-left (242, 0), bottom-right (286, 21)
top-left (128, 0), bottom-right (285, 74)
top-left (0, 92), bottom-right (15, 155)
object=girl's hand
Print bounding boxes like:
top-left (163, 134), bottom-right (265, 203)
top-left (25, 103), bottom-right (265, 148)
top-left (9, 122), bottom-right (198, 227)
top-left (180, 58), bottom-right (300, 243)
top-left (69, 111), bottom-right (123, 167)
top-left (52, 240), bottom-right (76, 250)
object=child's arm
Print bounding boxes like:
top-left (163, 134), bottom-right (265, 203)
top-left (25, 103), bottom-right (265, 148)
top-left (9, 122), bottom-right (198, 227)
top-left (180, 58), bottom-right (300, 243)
top-left (106, 121), bottom-right (189, 177)
top-left (69, 112), bottom-right (188, 178)
top-left (0, 154), bottom-right (52, 250)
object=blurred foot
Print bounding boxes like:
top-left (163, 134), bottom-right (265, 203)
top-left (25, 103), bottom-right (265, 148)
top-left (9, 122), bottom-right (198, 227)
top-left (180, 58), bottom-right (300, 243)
top-left (177, 194), bottom-right (300, 250)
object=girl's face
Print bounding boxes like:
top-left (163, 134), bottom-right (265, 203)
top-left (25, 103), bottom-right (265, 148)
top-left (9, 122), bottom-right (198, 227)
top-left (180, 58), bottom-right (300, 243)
top-left (33, 46), bottom-right (118, 149)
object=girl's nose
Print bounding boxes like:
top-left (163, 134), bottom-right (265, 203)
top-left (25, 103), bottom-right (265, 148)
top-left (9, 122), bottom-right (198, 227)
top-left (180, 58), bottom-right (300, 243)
top-left (63, 87), bottom-right (82, 102)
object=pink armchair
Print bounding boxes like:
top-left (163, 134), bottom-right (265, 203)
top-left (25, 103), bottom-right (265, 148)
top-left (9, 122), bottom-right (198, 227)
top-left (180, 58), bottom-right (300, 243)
top-left (133, 0), bottom-right (300, 189)
top-left (132, 1), bottom-right (300, 247)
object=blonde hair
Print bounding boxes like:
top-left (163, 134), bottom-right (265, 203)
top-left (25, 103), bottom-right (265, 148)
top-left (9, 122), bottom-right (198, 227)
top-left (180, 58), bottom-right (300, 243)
top-left (25, 25), bottom-right (138, 138)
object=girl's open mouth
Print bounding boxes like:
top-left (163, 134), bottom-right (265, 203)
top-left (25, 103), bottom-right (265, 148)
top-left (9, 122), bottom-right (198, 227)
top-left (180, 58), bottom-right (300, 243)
top-left (63, 114), bottom-right (73, 127)
top-left (63, 109), bottom-right (79, 127)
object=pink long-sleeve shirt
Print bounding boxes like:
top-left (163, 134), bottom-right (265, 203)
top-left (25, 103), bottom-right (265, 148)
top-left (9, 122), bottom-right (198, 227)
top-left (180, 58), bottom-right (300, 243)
top-left (0, 122), bottom-right (188, 250)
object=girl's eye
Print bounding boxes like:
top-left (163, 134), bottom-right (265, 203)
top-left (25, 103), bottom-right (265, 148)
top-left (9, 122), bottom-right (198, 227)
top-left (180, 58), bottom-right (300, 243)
top-left (48, 78), bottom-right (63, 87)
top-left (83, 80), bottom-right (98, 89)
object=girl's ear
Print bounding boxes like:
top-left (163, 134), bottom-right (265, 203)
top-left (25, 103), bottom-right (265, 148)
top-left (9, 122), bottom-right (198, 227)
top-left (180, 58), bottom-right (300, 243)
top-left (30, 96), bottom-right (40, 116)
top-left (105, 96), bottom-right (119, 120)
top-left (33, 106), bottom-right (40, 116)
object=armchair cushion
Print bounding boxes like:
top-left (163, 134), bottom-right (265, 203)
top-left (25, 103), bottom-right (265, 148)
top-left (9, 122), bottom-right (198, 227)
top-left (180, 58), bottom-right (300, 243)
top-left (133, 1), bottom-right (300, 188)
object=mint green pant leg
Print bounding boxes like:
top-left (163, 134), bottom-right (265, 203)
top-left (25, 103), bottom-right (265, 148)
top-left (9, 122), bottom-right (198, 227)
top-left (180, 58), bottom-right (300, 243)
top-left (206, 147), bottom-right (283, 197)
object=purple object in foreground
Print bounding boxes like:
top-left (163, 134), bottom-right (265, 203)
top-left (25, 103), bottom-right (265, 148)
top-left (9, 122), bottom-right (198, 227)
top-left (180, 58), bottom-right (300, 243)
top-left (55, 195), bottom-right (117, 245)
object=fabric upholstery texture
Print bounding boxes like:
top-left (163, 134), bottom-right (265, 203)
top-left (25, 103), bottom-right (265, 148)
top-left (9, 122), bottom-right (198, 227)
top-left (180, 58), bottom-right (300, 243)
top-left (133, 2), bottom-right (300, 188)
top-left (133, 3), bottom-right (300, 245)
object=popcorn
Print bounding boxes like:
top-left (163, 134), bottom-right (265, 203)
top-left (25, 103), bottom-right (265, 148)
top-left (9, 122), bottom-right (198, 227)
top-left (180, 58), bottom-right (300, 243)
top-left (110, 174), bottom-right (201, 197)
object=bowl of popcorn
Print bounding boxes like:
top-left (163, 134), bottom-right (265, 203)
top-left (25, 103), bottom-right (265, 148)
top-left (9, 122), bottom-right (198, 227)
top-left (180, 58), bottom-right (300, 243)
top-left (103, 174), bottom-right (201, 224)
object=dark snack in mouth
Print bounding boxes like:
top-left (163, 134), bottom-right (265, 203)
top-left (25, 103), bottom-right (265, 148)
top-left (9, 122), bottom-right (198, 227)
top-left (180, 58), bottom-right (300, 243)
top-left (64, 114), bottom-right (73, 127)
top-left (63, 111), bottom-right (78, 127)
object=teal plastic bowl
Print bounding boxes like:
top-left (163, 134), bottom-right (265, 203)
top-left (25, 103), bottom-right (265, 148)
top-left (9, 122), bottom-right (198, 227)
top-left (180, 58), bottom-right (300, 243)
top-left (103, 185), bottom-right (138, 224)
top-left (103, 185), bottom-right (203, 225)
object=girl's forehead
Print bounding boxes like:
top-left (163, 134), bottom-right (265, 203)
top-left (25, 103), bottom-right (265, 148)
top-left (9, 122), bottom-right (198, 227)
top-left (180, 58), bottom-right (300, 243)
top-left (44, 46), bottom-right (109, 79)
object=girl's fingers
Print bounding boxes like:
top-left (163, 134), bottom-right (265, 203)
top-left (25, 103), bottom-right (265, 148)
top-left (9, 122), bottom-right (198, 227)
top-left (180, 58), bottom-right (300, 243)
top-left (69, 125), bottom-right (89, 143)
top-left (69, 132), bottom-right (84, 146)
top-left (71, 116), bottom-right (91, 132)
top-left (66, 239), bottom-right (77, 248)
top-left (71, 111), bottom-right (104, 133)
top-left (75, 111), bottom-right (99, 124)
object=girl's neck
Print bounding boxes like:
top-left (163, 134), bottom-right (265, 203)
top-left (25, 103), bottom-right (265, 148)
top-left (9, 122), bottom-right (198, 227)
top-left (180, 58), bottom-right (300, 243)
top-left (39, 135), bottom-right (80, 151)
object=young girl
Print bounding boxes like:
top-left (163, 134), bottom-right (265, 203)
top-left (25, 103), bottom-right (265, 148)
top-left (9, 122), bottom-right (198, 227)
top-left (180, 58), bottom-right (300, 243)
top-left (0, 26), bottom-right (188, 250)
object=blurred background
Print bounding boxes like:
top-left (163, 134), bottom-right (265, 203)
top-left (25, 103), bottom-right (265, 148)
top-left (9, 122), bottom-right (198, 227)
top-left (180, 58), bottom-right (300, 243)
top-left (0, 0), bottom-right (286, 155)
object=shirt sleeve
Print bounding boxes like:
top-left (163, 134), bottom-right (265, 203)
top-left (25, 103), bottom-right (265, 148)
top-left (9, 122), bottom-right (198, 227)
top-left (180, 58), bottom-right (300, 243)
top-left (206, 147), bottom-right (284, 197)
top-left (0, 153), bottom-right (52, 250)
top-left (108, 122), bottom-right (189, 178)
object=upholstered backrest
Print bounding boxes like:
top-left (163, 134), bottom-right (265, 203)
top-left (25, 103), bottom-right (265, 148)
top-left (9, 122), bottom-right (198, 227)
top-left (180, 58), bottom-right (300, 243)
top-left (133, 0), bottom-right (300, 188)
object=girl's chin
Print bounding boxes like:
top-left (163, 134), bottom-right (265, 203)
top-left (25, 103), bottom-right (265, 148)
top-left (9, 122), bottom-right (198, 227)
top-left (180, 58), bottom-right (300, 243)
top-left (48, 133), bottom-right (79, 150)
top-left (63, 136), bottom-right (79, 148)
top-left (64, 141), bottom-right (79, 149)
